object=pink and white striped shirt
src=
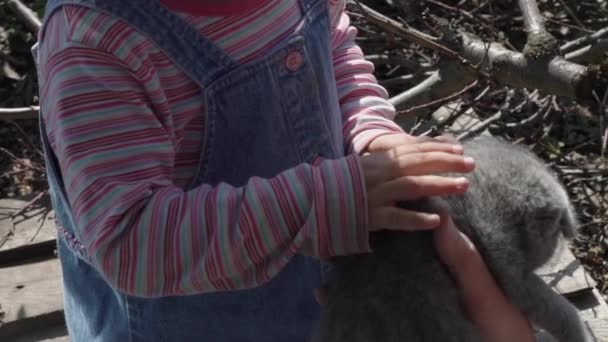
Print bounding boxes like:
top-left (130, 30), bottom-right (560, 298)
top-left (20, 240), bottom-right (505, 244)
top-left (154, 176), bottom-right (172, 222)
top-left (37, 0), bottom-right (404, 297)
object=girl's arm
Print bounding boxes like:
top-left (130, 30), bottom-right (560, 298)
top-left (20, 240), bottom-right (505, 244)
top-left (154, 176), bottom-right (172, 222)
top-left (38, 11), bottom-right (370, 298)
top-left (329, 2), bottom-right (407, 155)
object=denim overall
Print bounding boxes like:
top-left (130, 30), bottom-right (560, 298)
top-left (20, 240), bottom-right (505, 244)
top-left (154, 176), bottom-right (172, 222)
top-left (33, 0), bottom-right (345, 340)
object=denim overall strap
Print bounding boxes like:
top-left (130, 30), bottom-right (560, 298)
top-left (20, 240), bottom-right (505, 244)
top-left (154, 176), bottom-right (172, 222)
top-left (41, 0), bottom-right (238, 87)
top-left (39, 118), bottom-right (93, 261)
top-left (193, 0), bottom-right (343, 186)
top-left (148, 1), bottom-right (341, 340)
top-left (34, 0), bottom-right (343, 340)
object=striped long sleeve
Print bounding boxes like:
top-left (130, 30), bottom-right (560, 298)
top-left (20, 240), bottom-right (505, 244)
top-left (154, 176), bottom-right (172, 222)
top-left (330, 8), bottom-right (406, 154)
top-left (37, 0), bottom-right (400, 298)
top-left (39, 44), bottom-right (370, 297)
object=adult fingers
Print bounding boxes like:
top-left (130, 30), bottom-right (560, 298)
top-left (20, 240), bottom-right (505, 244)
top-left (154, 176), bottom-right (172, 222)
top-left (370, 175), bottom-right (469, 206)
top-left (433, 214), bottom-right (479, 275)
top-left (433, 216), bottom-right (536, 342)
top-left (369, 207), bottom-right (441, 232)
top-left (314, 287), bottom-right (328, 306)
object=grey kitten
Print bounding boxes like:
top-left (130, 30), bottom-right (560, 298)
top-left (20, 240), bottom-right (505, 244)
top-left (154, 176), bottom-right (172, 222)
top-left (313, 136), bottom-right (592, 342)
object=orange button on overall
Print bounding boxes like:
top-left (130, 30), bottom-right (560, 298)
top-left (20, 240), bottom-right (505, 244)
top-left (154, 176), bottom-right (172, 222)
top-left (285, 51), bottom-right (303, 71)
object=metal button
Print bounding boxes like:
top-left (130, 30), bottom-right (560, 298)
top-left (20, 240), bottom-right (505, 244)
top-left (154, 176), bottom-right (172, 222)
top-left (285, 51), bottom-right (303, 71)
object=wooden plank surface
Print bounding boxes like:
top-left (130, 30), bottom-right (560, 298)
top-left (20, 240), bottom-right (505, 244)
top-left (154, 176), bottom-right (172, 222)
top-left (536, 243), bottom-right (596, 296)
top-left (0, 197), bottom-right (56, 253)
top-left (9, 323), bottom-right (69, 342)
top-left (586, 318), bottom-right (608, 342)
top-left (0, 247), bottom-right (605, 341)
top-left (0, 195), bottom-right (605, 341)
top-left (572, 288), bottom-right (608, 322)
top-left (0, 257), bottom-right (64, 338)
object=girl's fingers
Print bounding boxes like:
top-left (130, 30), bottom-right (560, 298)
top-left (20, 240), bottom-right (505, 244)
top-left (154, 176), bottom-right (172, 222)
top-left (370, 175), bottom-right (469, 205)
top-left (434, 134), bottom-right (460, 145)
top-left (390, 141), bottom-right (464, 157)
top-left (370, 207), bottom-right (441, 232)
top-left (392, 152), bottom-right (475, 177)
top-left (361, 145), bottom-right (467, 188)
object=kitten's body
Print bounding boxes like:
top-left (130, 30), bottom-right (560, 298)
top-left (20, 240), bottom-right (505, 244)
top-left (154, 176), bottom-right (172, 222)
top-left (314, 136), bottom-right (592, 342)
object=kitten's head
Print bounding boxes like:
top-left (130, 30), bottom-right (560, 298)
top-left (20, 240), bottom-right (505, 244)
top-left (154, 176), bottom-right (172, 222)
top-left (516, 182), bottom-right (577, 269)
top-left (462, 136), bottom-right (578, 270)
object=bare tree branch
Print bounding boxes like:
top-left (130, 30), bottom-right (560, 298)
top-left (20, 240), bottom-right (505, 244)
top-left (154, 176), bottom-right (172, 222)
top-left (390, 62), bottom-right (476, 112)
top-left (0, 107), bottom-right (40, 120)
top-left (396, 81), bottom-right (478, 115)
top-left (363, 1), bottom-right (597, 107)
top-left (518, 0), bottom-right (560, 60)
top-left (354, 2), bottom-right (491, 80)
top-left (561, 27), bottom-right (608, 54)
top-left (390, 30), bottom-right (594, 107)
top-left (566, 39), bottom-right (608, 64)
top-left (518, 0), bottom-right (546, 34)
top-left (555, 0), bottom-right (587, 30)
top-left (459, 33), bottom-right (591, 100)
top-left (7, 0), bottom-right (41, 35)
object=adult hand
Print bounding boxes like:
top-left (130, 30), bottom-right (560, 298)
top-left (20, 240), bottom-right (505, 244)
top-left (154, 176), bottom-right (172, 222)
top-left (434, 215), bottom-right (536, 342)
top-left (314, 217), bottom-right (537, 342)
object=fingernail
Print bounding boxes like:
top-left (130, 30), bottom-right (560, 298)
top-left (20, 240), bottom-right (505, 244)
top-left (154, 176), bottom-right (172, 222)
top-left (464, 157), bottom-right (475, 169)
top-left (452, 145), bottom-right (464, 154)
top-left (443, 216), bottom-right (476, 251)
top-left (455, 177), bottom-right (469, 190)
top-left (425, 214), bottom-right (441, 229)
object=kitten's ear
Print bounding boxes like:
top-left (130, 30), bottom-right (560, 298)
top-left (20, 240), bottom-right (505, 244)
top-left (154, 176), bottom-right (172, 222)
top-left (560, 209), bottom-right (578, 239)
top-left (536, 206), bottom-right (577, 239)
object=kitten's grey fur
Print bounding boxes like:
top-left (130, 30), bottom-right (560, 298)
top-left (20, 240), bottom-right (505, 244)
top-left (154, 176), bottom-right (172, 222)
top-left (313, 136), bottom-right (592, 342)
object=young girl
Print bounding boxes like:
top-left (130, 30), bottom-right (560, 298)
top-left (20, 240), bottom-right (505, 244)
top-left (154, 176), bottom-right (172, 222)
top-left (33, 0), bottom-right (535, 341)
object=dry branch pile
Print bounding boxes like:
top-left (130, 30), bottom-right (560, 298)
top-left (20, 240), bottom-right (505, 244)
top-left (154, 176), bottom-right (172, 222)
top-left (0, 0), bottom-right (607, 297)
top-left (349, 0), bottom-right (608, 296)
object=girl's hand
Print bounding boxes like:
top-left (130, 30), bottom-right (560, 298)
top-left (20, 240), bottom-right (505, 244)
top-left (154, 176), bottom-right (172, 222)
top-left (434, 215), bottom-right (536, 342)
top-left (365, 133), bottom-right (459, 154)
top-left (359, 138), bottom-right (474, 232)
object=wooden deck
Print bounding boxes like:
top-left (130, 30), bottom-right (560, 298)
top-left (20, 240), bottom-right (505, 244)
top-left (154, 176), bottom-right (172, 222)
top-left (1, 197), bottom-right (608, 341)
top-left (0, 197), bottom-right (68, 342)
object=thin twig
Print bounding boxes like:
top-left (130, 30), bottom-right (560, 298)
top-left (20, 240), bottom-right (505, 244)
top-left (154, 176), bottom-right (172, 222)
top-left (425, 0), bottom-right (497, 34)
top-left (565, 39), bottom-right (608, 64)
top-left (561, 27), bottom-right (608, 53)
top-left (29, 207), bottom-right (51, 243)
top-left (396, 81), bottom-right (479, 115)
top-left (354, 1), bottom-right (491, 80)
top-left (1, 119), bottom-right (44, 157)
top-left (457, 89), bottom-right (514, 140)
top-left (0, 191), bottom-right (48, 249)
top-left (544, 17), bottom-right (593, 34)
top-left (7, 0), bottom-right (42, 35)
top-left (10, 190), bottom-right (48, 220)
top-left (555, 0), bottom-right (587, 30)
top-left (456, 111), bottom-right (501, 141)
top-left (518, 0), bottom-right (546, 33)
top-left (505, 97), bottom-right (553, 128)
top-left (0, 148), bottom-right (45, 172)
top-left (379, 74), bottom-right (417, 88)
top-left (0, 107), bottom-right (40, 120)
